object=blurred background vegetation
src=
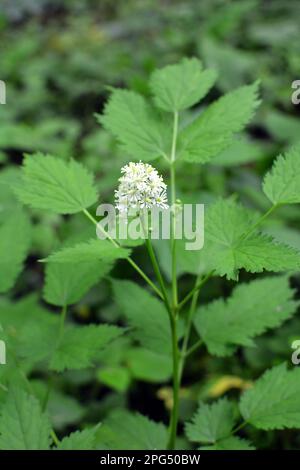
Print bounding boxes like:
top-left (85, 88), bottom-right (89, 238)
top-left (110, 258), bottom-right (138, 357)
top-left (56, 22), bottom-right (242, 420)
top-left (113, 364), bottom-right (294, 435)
top-left (0, 0), bottom-right (300, 449)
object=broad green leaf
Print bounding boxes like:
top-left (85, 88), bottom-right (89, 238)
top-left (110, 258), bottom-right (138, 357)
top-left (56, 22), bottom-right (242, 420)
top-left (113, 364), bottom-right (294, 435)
top-left (202, 198), bottom-right (300, 280)
top-left (50, 324), bottom-right (125, 371)
top-left (97, 410), bottom-right (167, 450)
top-left (201, 436), bottom-right (255, 450)
top-left (240, 363), bottom-right (300, 430)
top-left (57, 427), bottom-right (98, 450)
top-left (0, 388), bottom-right (51, 450)
top-left (0, 208), bottom-right (31, 293)
top-left (150, 58), bottom-right (217, 112)
top-left (43, 260), bottom-right (112, 306)
top-left (15, 153), bottom-right (98, 214)
top-left (112, 279), bottom-right (171, 354)
top-left (194, 276), bottom-right (299, 356)
top-left (263, 145), bottom-right (300, 205)
top-left (43, 239), bottom-right (130, 264)
top-left (185, 398), bottom-right (235, 445)
top-left (178, 82), bottom-right (260, 163)
top-left (99, 89), bottom-right (171, 161)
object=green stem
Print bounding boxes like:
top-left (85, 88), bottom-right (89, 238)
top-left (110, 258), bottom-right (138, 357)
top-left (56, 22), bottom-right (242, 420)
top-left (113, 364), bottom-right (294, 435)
top-left (178, 275), bottom-right (202, 379)
top-left (83, 208), bottom-right (164, 300)
top-left (167, 314), bottom-right (180, 450)
top-left (178, 270), bottom-right (214, 311)
top-left (184, 339), bottom-right (203, 359)
top-left (170, 111), bottom-right (179, 309)
top-left (239, 204), bottom-right (278, 243)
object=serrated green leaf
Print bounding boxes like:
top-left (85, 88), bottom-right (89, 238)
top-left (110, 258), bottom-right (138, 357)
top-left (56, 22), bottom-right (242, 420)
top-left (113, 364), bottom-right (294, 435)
top-left (44, 239), bottom-right (130, 264)
top-left (57, 426), bottom-right (98, 450)
top-left (97, 410), bottom-right (167, 450)
top-left (185, 398), bottom-right (235, 444)
top-left (178, 82), bottom-right (260, 163)
top-left (50, 324), bottom-right (125, 372)
top-left (43, 260), bottom-right (112, 306)
top-left (150, 58), bottom-right (217, 112)
top-left (263, 145), bottom-right (300, 205)
top-left (202, 198), bottom-right (300, 279)
top-left (99, 89), bottom-right (171, 161)
top-left (194, 276), bottom-right (299, 356)
top-left (201, 436), bottom-right (255, 450)
top-left (0, 208), bottom-right (31, 293)
top-left (112, 279), bottom-right (171, 354)
top-left (0, 388), bottom-right (51, 450)
top-left (15, 153), bottom-right (98, 214)
top-left (240, 363), bottom-right (300, 430)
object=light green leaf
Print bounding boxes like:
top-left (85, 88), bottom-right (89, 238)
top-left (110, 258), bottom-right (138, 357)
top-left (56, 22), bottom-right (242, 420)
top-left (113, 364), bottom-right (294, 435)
top-left (50, 324), bottom-right (125, 371)
top-left (43, 239), bottom-right (130, 264)
top-left (201, 436), bottom-right (255, 450)
top-left (212, 136), bottom-right (263, 166)
top-left (112, 280), bottom-right (171, 354)
top-left (150, 58), bottom-right (217, 112)
top-left (178, 82), bottom-right (260, 163)
top-left (15, 153), bottom-right (98, 214)
top-left (57, 427), bottom-right (98, 450)
top-left (99, 89), bottom-right (171, 161)
top-left (43, 260), bottom-right (112, 306)
top-left (263, 145), bottom-right (300, 205)
top-left (185, 398), bottom-right (235, 444)
top-left (194, 276), bottom-right (299, 356)
top-left (97, 410), bottom-right (167, 450)
top-left (0, 208), bottom-right (31, 293)
top-left (0, 388), bottom-right (51, 450)
top-left (240, 363), bottom-right (300, 430)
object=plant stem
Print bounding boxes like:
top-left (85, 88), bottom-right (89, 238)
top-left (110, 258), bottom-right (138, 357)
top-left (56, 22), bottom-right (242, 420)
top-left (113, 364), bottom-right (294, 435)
top-left (239, 204), bottom-right (278, 242)
top-left (178, 275), bottom-right (202, 379)
top-left (167, 313), bottom-right (180, 450)
top-left (178, 270), bottom-right (214, 311)
top-left (170, 111), bottom-right (179, 309)
top-left (82, 208), bottom-right (164, 300)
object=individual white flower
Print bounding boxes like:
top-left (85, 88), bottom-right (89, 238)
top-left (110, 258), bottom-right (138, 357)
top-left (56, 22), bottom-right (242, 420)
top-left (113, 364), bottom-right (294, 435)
top-left (115, 161), bottom-right (169, 214)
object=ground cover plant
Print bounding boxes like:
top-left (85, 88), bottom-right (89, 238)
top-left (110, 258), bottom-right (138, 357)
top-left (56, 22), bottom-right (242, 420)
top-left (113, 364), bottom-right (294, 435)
top-left (0, 0), bottom-right (300, 451)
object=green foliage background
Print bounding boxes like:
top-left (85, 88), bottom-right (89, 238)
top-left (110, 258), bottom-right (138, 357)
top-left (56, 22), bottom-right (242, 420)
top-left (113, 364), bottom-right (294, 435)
top-left (0, 0), bottom-right (300, 450)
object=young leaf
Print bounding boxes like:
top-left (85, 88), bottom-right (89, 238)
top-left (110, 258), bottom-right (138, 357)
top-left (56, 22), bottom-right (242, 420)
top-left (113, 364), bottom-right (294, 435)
top-left (0, 388), bottom-right (51, 450)
top-left (43, 239), bottom-right (130, 264)
top-left (15, 153), bottom-right (98, 214)
top-left (99, 89), bottom-right (171, 161)
top-left (194, 276), bottom-right (299, 356)
top-left (150, 58), bottom-right (217, 112)
top-left (240, 363), bottom-right (300, 430)
top-left (185, 398), bottom-right (235, 444)
top-left (97, 410), bottom-right (167, 450)
top-left (178, 82), bottom-right (260, 163)
top-left (50, 324), bottom-right (125, 371)
top-left (0, 208), bottom-right (31, 293)
top-left (57, 427), bottom-right (98, 450)
top-left (112, 279), bottom-right (171, 354)
top-left (263, 145), bottom-right (300, 205)
top-left (43, 260), bottom-right (112, 306)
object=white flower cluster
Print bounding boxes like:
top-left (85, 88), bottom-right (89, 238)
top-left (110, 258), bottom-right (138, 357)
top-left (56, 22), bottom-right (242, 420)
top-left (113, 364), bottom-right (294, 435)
top-left (115, 161), bottom-right (169, 214)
